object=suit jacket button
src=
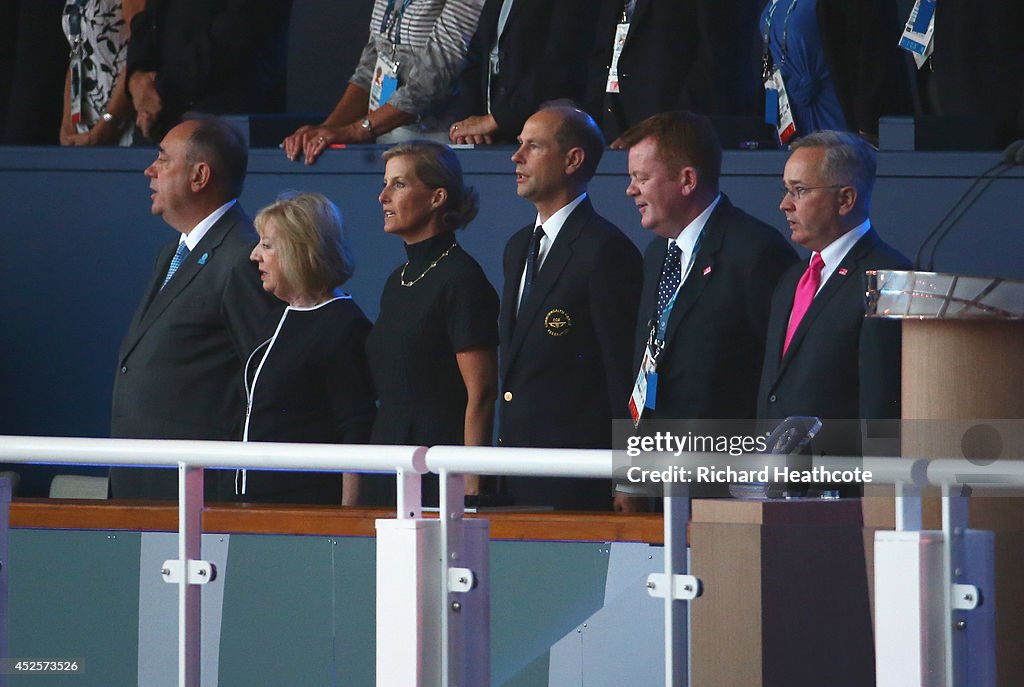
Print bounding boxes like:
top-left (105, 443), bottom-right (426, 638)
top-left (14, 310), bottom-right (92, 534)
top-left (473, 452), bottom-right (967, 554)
top-left (503, 391), bottom-right (513, 402)
top-left (768, 394), bottom-right (777, 403)
top-left (121, 366), bottom-right (128, 375)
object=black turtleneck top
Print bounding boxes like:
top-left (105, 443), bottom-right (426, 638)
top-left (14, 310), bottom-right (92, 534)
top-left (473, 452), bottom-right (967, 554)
top-left (365, 230), bottom-right (499, 447)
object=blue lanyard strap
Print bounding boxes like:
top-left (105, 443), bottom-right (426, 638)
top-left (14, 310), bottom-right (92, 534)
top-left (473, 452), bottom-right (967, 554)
top-left (380, 0), bottom-right (415, 45)
top-left (66, 0), bottom-right (87, 44)
top-left (762, 0), bottom-right (798, 77)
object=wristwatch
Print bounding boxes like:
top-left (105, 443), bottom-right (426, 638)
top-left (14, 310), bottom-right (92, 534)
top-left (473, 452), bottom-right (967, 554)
top-left (360, 118), bottom-right (374, 137)
top-left (101, 112), bottom-right (123, 127)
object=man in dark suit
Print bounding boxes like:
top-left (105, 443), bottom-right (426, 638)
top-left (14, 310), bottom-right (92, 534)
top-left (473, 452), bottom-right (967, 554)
top-left (499, 104), bottom-right (642, 510)
top-left (126, 0), bottom-right (293, 141)
top-left (109, 114), bottom-right (282, 500)
top-left (622, 111), bottom-right (796, 426)
top-left (913, 0), bottom-right (1024, 147)
top-left (586, 0), bottom-right (763, 144)
top-left (758, 131), bottom-right (910, 434)
top-left (448, 0), bottom-right (600, 145)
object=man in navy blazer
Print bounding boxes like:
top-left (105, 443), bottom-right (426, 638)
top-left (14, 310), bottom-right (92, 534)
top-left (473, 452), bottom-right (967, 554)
top-left (126, 0), bottom-right (293, 141)
top-left (757, 130), bottom-right (910, 449)
top-left (623, 111), bottom-right (796, 425)
top-left (449, 0), bottom-right (600, 145)
top-left (499, 104), bottom-right (642, 510)
top-left (586, 0), bottom-right (764, 143)
top-left (109, 115), bottom-right (282, 500)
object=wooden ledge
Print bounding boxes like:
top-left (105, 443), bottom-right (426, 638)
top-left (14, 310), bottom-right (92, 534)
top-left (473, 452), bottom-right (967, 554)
top-left (10, 499), bottom-right (664, 544)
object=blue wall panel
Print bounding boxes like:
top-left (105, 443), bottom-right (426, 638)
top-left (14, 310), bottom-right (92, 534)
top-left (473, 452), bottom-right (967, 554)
top-left (1, 146), bottom-right (1020, 465)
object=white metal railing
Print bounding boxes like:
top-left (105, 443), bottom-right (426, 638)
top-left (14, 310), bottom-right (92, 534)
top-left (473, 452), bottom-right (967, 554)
top-left (0, 436), bottom-right (428, 687)
top-left (427, 446), bottom-right (695, 686)
top-left (0, 435), bottom-right (428, 473)
top-left (0, 436), bottom-right (1022, 687)
top-left (425, 446), bottom-right (611, 477)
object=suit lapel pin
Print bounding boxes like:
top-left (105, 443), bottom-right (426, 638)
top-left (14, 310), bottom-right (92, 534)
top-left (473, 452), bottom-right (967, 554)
top-left (198, 252), bottom-right (209, 265)
top-left (703, 265), bottom-right (712, 276)
top-left (838, 267), bottom-right (848, 276)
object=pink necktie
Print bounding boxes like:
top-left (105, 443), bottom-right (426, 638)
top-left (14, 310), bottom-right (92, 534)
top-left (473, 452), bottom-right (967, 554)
top-left (782, 253), bottom-right (825, 356)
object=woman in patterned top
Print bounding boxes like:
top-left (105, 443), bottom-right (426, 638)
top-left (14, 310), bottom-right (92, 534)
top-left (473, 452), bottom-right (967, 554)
top-left (59, 0), bottom-right (143, 146)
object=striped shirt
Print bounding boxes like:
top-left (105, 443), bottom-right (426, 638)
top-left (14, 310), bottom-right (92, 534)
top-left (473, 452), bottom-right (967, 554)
top-left (351, 0), bottom-right (484, 132)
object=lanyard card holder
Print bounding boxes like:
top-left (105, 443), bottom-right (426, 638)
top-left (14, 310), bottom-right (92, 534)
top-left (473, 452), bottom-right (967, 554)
top-left (369, 54), bottom-right (399, 111)
top-left (761, 0), bottom-right (797, 143)
top-left (605, 22), bottom-right (630, 94)
top-left (899, 0), bottom-right (936, 69)
top-left (766, 68), bottom-right (796, 144)
top-left (630, 328), bottom-right (662, 427)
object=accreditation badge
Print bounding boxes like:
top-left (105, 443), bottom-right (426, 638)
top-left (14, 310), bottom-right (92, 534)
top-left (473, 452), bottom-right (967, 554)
top-left (899, 0), bottom-right (935, 69)
top-left (369, 54), bottom-right (399, 110)
top-left (770, 68), bottom-right (796, 144)
top-left (629, 344), bottom-right (658, 427)
top-left (605, 22), bottom-right (630, 94)
top-left (764, 76), bottom-right (779, 127)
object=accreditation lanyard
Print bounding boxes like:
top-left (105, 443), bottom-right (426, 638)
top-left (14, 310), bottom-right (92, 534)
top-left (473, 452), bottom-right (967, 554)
top-left (630, 231), bottom-right (704, 425)
top-left (66, 0), bottom-right (87, 125)
top-left (605, 0), bottom-right (636, 94)
top-left (650, 230), bottom-right (704, 356)
top-left (380, 0), bottom-right (415, 46)
top-left (489, 0), bottom-right (516, 75)
top-left (373, 0), bottom-right (412, 107)
top-left (762, 0), bottom-right (798, 142)
top-left (761, 0), bottom-right (798, 80)
top-left (487, 0), bottom-right (516, 113)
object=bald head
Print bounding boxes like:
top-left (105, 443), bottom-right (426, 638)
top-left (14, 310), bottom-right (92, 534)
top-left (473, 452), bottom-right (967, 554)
top-left (143, 116), bottom-right (248, 233)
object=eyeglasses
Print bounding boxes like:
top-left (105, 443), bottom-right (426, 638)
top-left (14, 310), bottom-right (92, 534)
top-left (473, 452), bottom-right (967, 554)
top-left (781, 184), bottom-right (842, 200)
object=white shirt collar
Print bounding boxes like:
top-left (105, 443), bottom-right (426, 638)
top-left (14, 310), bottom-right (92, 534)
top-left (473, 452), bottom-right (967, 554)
top-left (815, 218), bottom-right (871, 287)
top-left (180, 199), bottom-right (237, 251)
top-left (516, 192), bottom-right (587, 311)
top-left (671, 192), bottom-right (721, 258)
top-left (534, 192), bottom-right (587, 253)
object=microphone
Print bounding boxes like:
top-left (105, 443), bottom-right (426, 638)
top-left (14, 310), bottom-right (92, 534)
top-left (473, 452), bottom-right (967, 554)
top-left (914, 139), bottom-right (1024, 271)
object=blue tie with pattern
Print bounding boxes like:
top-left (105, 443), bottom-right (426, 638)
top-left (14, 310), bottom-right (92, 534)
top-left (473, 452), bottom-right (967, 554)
top-left (655, 241), bottom-right (682, 325)
top-left (162, 242), bottom-right (190, 289)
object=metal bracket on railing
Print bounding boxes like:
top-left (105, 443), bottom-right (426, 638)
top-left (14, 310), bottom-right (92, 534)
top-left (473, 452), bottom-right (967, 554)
top-left (951, 583), bottom-right (980, 611)
top-left (448, 567), bottom-right (477, 593)
top-left (646, 573), bottom-right (702, 601)
top-left (161, 559), bottom-right (217, 585)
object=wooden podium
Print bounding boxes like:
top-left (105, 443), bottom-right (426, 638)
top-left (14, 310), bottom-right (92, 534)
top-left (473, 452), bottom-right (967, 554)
top-left (870, 270), bottom-right (1024, 685)
top-left (689, 272), bottom-right (1024, 686)
top-left (689, 498), bottom-right (875, 687)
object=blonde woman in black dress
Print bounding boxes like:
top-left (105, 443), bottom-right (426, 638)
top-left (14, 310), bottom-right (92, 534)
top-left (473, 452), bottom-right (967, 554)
top-left (244, 192), bottom-right (376, 504)
top-left (364, 141), bottom-right (499, 504)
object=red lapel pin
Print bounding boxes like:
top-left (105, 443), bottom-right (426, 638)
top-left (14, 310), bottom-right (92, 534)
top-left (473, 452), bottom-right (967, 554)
top-left (838, 267), bottom-right (849, 276)
top-left (703, 265), bottom-right (712, 276)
